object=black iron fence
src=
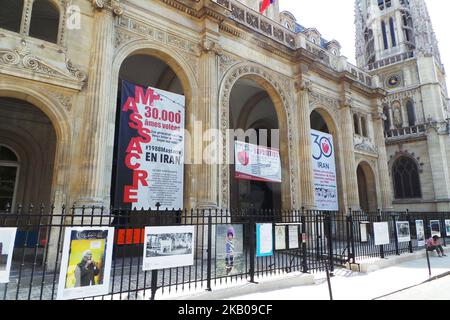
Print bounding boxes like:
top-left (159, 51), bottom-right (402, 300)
top-left (0, 205), bottom-right (449, 300)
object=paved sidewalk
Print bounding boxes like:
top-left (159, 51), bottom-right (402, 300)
top-left (163, 250), bottom-right (450, 300)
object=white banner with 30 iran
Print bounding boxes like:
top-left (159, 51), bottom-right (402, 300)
top-left (234, 141), bottom-right (282, 183)
top-left (311, 129), bottom-right (339, 211)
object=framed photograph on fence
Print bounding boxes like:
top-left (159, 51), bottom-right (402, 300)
top-left (256, 223), bottom-right (273, 257)
top-left (57, 227), bottom-right (115, 300)
top-left (215, 224), bottom-right (244, 277)
top-left (0, 228), bottom-right (17, 284)
top-left (445, 220), bottom-right (450, 237)
top-left (373, 222), bottom-right (390, 246)
top-left (396, 221), bottom-right (411, 243)
top-left (288, 224), bottom-right (301, 249)
top-left (360, 222), bottom-right (370, 243)
top-left (143, 226), bottom-right (194, 271)
top-left (274, 224), bottom-right (287, 251)
top-left (416, 220), bottom-right (425, 247)
top-left (430, 220), bottom-right (441, 238)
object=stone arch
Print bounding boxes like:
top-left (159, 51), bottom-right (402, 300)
top-left (219, 62), bottom-right (296, 209)
top-left (0, 84), bottom-right (72, 205)
top-left (109, 40), bottom-right (198, 207)
top-left (356, 160), bottom-right (378, 212)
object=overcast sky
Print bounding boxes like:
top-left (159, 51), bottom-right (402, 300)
top-left (279, 0), bottom-right (450, 79)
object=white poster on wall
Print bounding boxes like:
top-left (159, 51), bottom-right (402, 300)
top-left (143, 226), bottom-right (195, 271)
top-left (373, 222), bottom-right (390, 246)
top-left (235, 141), bottom-right (282, 183)
top-left (57, 227), bottom-right (115, 300)
top-left (0, 228), bottom-right (17, 284)
top-left (416, 220), bottom-right (426, 247)
top-left (396, 221), bottom-right (411, 243)
top-left (256, 224), bottom-right (273, 257)
top-left (311, 129), bottom-right (339, 211)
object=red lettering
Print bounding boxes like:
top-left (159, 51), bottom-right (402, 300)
top-left (129, 113), bottom-right (143, 129)
top-left (133, 170), bottom-right (148, 187)
top-left (138, 128), bottom-right (151, 143)
top-left (123, 185), bottom-right (138, 203)
top-left (126, 137), bottom-right (143, 154)
top-left (135, 86), bottom-right (161, 106)
top-left (125, 153), bottom-right (140, 170)
top-left (122, 97), bottom-right (138, 113)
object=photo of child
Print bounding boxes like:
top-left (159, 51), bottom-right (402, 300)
top-left (215, 224), bottom-right (244, 278)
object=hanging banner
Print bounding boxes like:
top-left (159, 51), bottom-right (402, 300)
top-left (0, 228), bottom-right (17, 284)
top-left (115, 80), bottom-right (185, 210)
top-left (57, 227), bottom-right (115, 300)
top-left (311, 129), bottom-right (338, 211)
top-left (234, 141), bottom-right (282, 183)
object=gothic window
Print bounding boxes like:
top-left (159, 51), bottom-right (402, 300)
top-left (0, 146), bottom-right (19, 210)
top-left (389, 17), bottom-right (397, 47)
top-left (392, 156), bottom-right (422, 199)
top-left (382, 21), bottom-right (389, 50)
top-left (29, 0), bottom-right (60, 44)
top-left (406, 100), bottom-right (416, 126)
top-left (0, 0), bottom-right (24, 33)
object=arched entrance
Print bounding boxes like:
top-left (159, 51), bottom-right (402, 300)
top-left (111, 51), bottom-right (189, 208)
top-left (229, 77), bottom-right (283, 210)
top-left (356, 162), bottom-right (377, 212)
top-left (0, 97), bottom-right (57, 210)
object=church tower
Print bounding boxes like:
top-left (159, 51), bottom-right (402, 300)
top-left (355, 0), bottom-right (450, 211)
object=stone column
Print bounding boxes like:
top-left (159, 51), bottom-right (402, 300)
top-left (400, 100), bottom-right (409, 127)
top-left (339, 99), bottom-right (360, 210)
top-left (77, 4), bottom-right (116, 207)
top-left (195, 34), bottom-right (221, 209)
top-left (388, 107), bottom-right (395, 130)
top-left (373, 110), bottom-right (394, 210)
top-left (296, 80), bottom-right (315, 209)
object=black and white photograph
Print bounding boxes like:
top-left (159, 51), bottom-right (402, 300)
top-left (143, 226), bottom-right (195, 271)
top-left (274, 224), bottom-right (287, 251)
top-left (0, 228), bottom-right (17, 283)
top-left (430, 220), bottom-right (441, 238)
top-left (416, 220), bottom-right (425, 247)
top-left (396, 222), bottom-right (411, 243)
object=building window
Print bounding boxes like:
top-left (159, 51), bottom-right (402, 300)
top-left (382, 21), bottom-right (389, 50)
top-left (354, 114), bottom-right (360, 135)
top-left (0, 0), bottom-right (24, 33)
top-left (0, 146), bottom-right (19, 211)
top-left (392, 156), bottom-right (422, 199)
top-left (406, 100), bottom-right (416, 126)
top-left (361, 117), bottom-right (368, 137)
top-left (389, 17), bottom-right (397, 47)
top-left (29, 0), bottom-right (60, 43)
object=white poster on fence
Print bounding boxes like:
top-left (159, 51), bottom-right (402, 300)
top-left (373, 222), bottom-right (390, 246)
top-left (416, 220), bottom-right (425, 247)
top-left (360, 222), bottom-right (370, 243)
top-left (234, 141), bottom-right (282, 183)
top-left (143, 226), bottom-right (194, 271)
top-left (311, 129), bottom-right (339, 211)
top-left (256, 223), bottom-right (273, 257)
top-left (57, 227), bottom-right (115, 300)
top-left (288, 224), bottom-right (300, 249)
top-left (445, 220), bottom-right (450, 237)
top-left (396, 221), bottom-right (411, 243)
top-left (430, 220), bottom-right (441, 237)
top-left (0, 228), bottom-right (17, 284)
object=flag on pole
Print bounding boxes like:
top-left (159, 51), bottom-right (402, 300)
top-left (260, 0), bottom-right (275, 14)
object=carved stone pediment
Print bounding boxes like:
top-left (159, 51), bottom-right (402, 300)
top-left (0, 41), bottom-right (86, 90)
top-left (354, 135), bottom-right (378, 155)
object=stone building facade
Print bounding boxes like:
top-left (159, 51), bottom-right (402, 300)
top-left (0, 0), bottom-right (448, 213)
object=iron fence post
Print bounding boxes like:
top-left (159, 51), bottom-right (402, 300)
top-left (348, 208), bottom-right (356, 264)
top-left (326, 212), bottom-right (334, 274)
top-left (206, 212), bottom-right (212, 291)
top-left (377, 211), bottom-right (385, 259)
top-left (426, 244), bottom-right (432, 277)
top-left (392, 213), bottom-right (400, 256)
top-left (406, 209), bottom-right (413, 253)
top-left (249, 208), bottom-right (256, 284)
top-left (301, 208), bottom-right (308, 274)
top-left (150, 203), bottom-right (161, 301)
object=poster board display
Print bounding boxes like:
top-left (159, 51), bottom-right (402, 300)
top-left (360, 222), bottom-right (370, 243)
top-left (373, 222), bottom-right (390, 246)
top-left (115, 80), bottom-right (185, 210)
top-left (274, 224), bottom-right (287, 251)
top-left (0, 228), bottom-right (17, 284)
top-left (430, 220), bottom-right (441, 238)
top-left (143, 226), bottom-right (194, 271)
top-left (234, 141), bottom-right (282, 183)
top-left (396, 221), bottom-right (411, 243)
top-left (57, 227), bottom-right (115, 300)
top-left (445, 220), bottom-right (450, 237)
top-left (256, 224), bottom-right (273, 257)
top-left (215, 225), bottom-right (245, 277)
top-left (415, 220), bottom-right (426, 247)
top-left (311, 129), bottom-right (338, 211)
top-left (288, 224), bottom-right (301, 249)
